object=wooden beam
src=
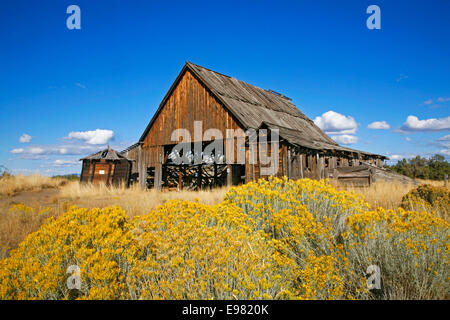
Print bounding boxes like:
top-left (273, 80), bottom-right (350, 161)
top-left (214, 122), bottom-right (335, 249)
top-left (227, 164), bottom-right (232, 186)
top-left (155, 163), bottom-right (162, 190)
top-left (138, 145), bottom-right (145, 189)
top-left (299, 153), bottom-right (304, 179)
top-left (197, 165), bottom-right (202, 189)
top-left (213, 163), bottom-right (217, 187)
top-left (178, 165), bottom-right (183, 190)
top-left (287, 148), bottom-right (292, 179)
top-left (282, 145), bottom-right (288, 177)
top-left (319, 156), bottom-right (324, 179)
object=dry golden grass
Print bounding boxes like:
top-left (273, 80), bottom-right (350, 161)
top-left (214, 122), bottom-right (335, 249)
top-left (59, 181), bottom-right (229, 217)
top-left (0, 174), bottom-right (71, 258)
top-left (340, 180), bottom-right (449, 210)
top-left (0, 177), bottom-right (229, 258)
top-left (0, 203), bottom-right (58, 259)
top-left (0, 175), bottom-right (447, 259)
top-left (0, 174), bottom-right (67, 197)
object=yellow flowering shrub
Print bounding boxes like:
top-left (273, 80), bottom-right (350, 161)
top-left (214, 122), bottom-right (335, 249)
top-left (0, 206), bottom-right (134, 299)
top-left (400, 184), bottom-right (449, 220)
top-left (0, 177), bottom-right (448, 300)
top-left (224, 177), bottom-right (369, 239)
top-left (345, 207), bottom-right (449, 299)
top-left (126, 201), bottom-right (294, 299)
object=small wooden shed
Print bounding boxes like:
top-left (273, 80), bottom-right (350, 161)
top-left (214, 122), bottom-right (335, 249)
top-left (80, 147), bottom-right (132, 186)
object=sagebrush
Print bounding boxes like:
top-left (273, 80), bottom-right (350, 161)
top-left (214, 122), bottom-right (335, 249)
top-left (0, 177), bottom-right (448, 300)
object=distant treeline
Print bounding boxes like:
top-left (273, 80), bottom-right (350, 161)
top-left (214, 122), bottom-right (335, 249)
top-left (386, 154), bottom-right (450, 180)
top-left (52, 174), bottom-right (79, 181)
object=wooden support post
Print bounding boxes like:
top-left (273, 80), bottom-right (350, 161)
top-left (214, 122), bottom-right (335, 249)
top-left (330, 156), bottom-right (336, 170)
top-left (138, 145), bottom-right (147, 189)
top-left (197, 165), bottom-right (202, 190)
top-left (227, 164), bottom-right (232, 186)
top-left (319, 156), bottom-right (324, 179)
top-left (245, 148), bottom-right (250, 183)
top-left (154, 163), bottom-right (162, 190)
top-left (315, 153), bottom-right (319, 180)
top-left (287, 149), bottom-right (292, 179)
top-left (282, 145), bottom-right (288, 177)
top-left (213, 163), bottom-right (217, 188)
top-left (178, 165), bottom-right (183, 190)
top-left (299, 153), bottom-right (304, 179)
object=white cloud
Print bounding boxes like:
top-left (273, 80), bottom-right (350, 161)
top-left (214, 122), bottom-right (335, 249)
top-left (68, 129), bottom-right (114, 145)
top-left (75, 82), bottom-right (86, 89)
top-left (439, 149), bottom-right (450, 156)
top-left (384, 153), bottom-right (419, 163)
top-left (424, 97), bottom-right (449, 107)
top-left (436, 135), bottom-right (450, 150)
top-left (29, 147), bottom-right (45, 154)
top-left (368, 121), bottom-right (390, 130)
top-left (400, 115), bottom-right (450, 132)
top-left (331, 134), bottom-right (358, 145)
top-left (440, 142), bottom-right (450, 149)
top-left (51, 159), bottom-right (79, 167)
top-left (405, 137), bottom-right (411, 142)
top-left (313, 111), bottom-right (357, 135)
top-left (11, 148), bottom-right (24, 154)
top-left (10, 144), bottom-right (102, 157)
top-left (12, 168), bottom-right (41, 175)
top-left (438, 134), bottom-right (450, 141)
top-left (19, 133), bottom-right (32, 143)
top-left (389, 154), bottom-right (404, 160)
top-left (396, 74), bottom-right (408, 82)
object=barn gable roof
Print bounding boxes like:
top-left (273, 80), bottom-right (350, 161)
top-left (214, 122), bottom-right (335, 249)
top-left (139, 62), bottom-right (387, 159)
top-left (80, 147), bottom-right (129, 161)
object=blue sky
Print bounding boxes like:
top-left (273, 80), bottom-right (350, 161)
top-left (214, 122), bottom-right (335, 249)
top-left (1, 0), bottom-right (449, 175)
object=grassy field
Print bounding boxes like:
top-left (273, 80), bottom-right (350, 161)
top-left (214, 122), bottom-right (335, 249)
top-left (0, 174), bottom-right (448, 299)
top-left (0, 174), bottom-right (68, 197)
top-left (1, 175), bottom-right (431, 258)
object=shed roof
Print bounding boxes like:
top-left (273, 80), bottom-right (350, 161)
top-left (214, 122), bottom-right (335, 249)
top-left (80, 147), bottom-right (130, 161)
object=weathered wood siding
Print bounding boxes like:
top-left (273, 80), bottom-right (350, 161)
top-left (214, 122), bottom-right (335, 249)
top-left (80, 159), bottom-right (131, 185)
top-left (111, 160), bottom-right (131, 186)
top-left (92, 162), bottom-right (112, 184)
top-left (80, 160), bottom-right (92, 183)
top-left (142, 70), bottom-right (243, 150)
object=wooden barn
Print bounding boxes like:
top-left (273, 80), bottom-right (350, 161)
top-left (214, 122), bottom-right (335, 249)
top-left (80, 147), bottom-right (132, 186)
top-left (120, 61), bottom-right (388, 190)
